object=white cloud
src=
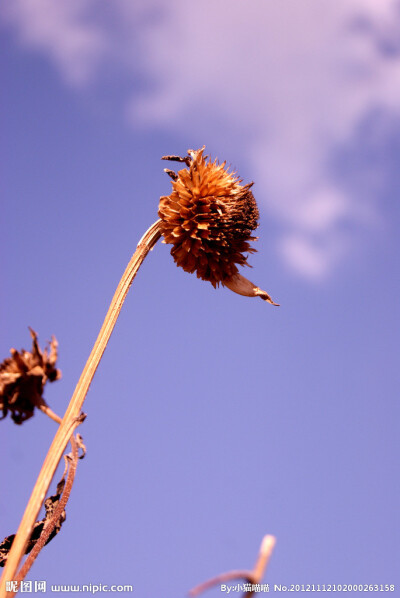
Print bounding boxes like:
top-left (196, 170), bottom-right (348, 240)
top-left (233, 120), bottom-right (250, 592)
top-left (0, 0), bottom-right (105, 85)
top-left (2, 0), bottom-right (400, 278)
top-left (279, 233), bottom-right (345, 281)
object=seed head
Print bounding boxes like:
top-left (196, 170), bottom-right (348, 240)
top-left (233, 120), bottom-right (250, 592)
top-left (158, 147), bottom-right (278, 304)
top-left (0, 328), bottom-right (61, 424)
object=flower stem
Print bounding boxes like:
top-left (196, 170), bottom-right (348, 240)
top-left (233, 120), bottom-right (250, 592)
top-left (15, 434), bottom-right (79, 583)
top-left (189, 534), bottom-right (276, 597)
top-left (0, 219), bottom-right (162, 596)
top-left (37, 402), bottom-right (62, 425)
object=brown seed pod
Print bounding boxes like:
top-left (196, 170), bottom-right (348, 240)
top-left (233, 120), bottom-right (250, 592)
top-left (158, 147), bottom-right (278, 304)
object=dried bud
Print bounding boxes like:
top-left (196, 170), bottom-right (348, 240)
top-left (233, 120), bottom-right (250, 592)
top-left (0, 328), bottom-right (61, 424)
top-left (158, 147), bottom-right (278, 304)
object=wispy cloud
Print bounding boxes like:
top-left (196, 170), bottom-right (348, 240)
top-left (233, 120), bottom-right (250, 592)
top-left (1, 0), bottom-right (105, 85)
top-left (2, 0), bottom-right (400, 279)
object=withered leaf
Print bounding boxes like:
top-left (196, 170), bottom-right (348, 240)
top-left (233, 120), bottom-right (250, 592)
top-left (0, 481), bottom-right (66, 567)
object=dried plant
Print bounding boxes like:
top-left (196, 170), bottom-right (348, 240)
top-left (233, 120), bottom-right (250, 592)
top-left (0, 148), bottom-right (277, 597)
top-left (160, 147), bottom-right (278, 304)
top-left (0, 432), bottom-right (85, 569)
top-left (190, 535), bottom-right (276, 598)
top-left (0, 328), bottom-right (61, 424)
top-left (0, 480), bottom-right (67, 569)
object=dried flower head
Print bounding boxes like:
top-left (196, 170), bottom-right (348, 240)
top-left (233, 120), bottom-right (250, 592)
top-left (0, 328), bottom-right (61, 424)
top-left (158, 147), bottom-right (278, 304)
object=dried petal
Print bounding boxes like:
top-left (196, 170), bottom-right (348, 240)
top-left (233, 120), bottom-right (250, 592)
top-left (224, 273), bottom-right (280, 305)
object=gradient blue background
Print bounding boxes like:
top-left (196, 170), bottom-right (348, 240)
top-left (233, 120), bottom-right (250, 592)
top-left (1, 2), bottom-right (399, 597)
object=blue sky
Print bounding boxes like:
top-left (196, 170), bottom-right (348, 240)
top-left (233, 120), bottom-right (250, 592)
top-left (1, 1), bottom-right (399, 597)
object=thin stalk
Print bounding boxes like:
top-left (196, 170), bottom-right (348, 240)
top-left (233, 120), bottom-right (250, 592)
top-left (15, 434), bottom-right (79, 583)
top-left (1, 220), bottom-right (162, 596)
top-left (37, 403), bottom-right (62, 425)
top-left (189, 534), bottom-right (276, 598)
